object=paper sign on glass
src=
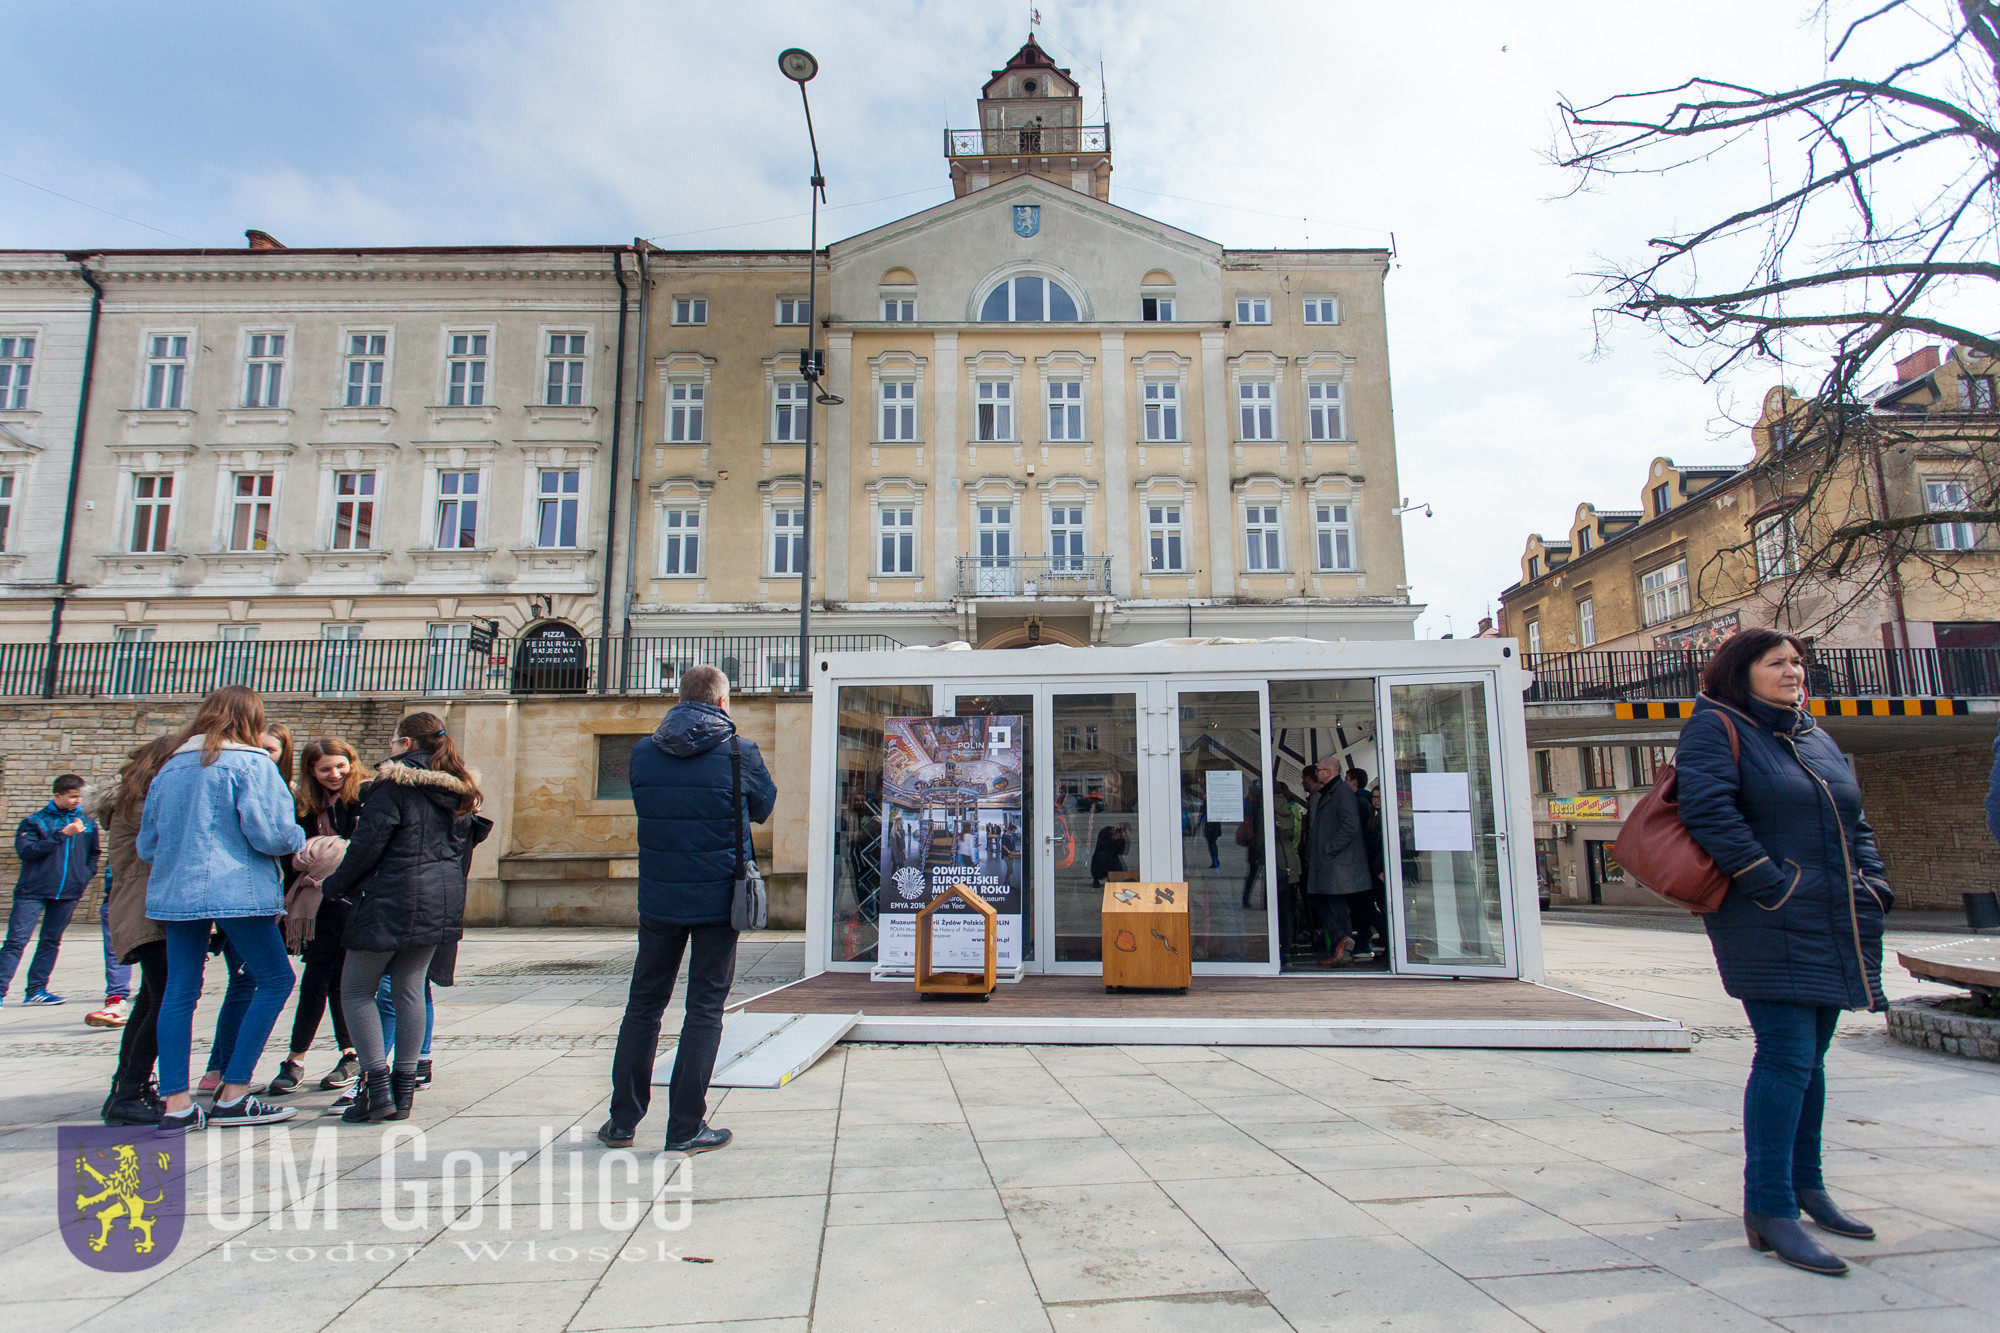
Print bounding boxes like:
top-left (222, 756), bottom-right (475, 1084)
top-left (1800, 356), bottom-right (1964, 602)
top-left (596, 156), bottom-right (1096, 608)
top-left (1204, 769), bottom-right (1245, 824)
top-left (1412, 810), bottom-right (1475, 852)
top-left (1411, 772), bottom-right (1471, 811)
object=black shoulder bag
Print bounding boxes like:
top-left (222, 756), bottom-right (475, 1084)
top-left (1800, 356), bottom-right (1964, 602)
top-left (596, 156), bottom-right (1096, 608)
top-left (728, 737), bottom-right (768, 931)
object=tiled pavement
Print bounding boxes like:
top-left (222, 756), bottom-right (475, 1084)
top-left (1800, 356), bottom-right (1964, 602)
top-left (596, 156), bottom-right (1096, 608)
top-left (1, 920), bottom-right (1995, 1331)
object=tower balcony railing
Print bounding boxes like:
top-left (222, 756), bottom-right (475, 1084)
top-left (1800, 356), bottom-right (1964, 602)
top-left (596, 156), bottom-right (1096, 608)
top-left (945, 125), bottom-right (1110, 158)
top-left (956, 555), bottom-right (1113, 598)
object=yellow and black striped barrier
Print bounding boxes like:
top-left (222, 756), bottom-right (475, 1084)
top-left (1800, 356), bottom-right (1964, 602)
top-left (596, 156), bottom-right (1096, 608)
top-left (1611, 698), bottom-right (1969, 720)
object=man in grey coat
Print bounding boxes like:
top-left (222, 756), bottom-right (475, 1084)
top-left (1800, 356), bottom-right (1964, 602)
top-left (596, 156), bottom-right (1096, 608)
top-left (1305, 757), bottom-right (1372, 965)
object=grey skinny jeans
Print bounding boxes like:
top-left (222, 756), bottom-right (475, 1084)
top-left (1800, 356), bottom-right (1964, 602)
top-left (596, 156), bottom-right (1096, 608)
top-left (342, 946), bottom-right (435, 1074)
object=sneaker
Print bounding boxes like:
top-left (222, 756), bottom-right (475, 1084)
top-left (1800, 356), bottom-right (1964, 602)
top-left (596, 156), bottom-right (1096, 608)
top-left (266, 1058), bottom-right (307, 1096)
top-left (85, 996), bottom-right (129, 1028)
top-left (209, 1094), bottom-right (296, 1127)
top-left (319, 1052), bottom-right (360, 1090)
top-left (663, 1125), bottom-right (732, 1155)
top-left (158, 1103), bottom-right (206, 1137)
top-left (414, 1058), bottom-right (432, 1089)
top-left (197, 1071), bottom-right (222, 1094)
top-left (23, 989), bottom-right (67, 1006)
top-left (324, 1085), bottom-right (357, 1117)
top-left (595, 1119), bottom-right (635, 1148)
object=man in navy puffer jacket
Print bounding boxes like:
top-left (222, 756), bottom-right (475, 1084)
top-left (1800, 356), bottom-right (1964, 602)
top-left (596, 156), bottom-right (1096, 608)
top-left (602, 664), bottom-right (776, 1156)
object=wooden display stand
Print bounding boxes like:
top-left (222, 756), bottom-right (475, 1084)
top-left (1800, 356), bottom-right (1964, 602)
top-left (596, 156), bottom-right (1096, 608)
top-left (913, 883), bottom-right (998, 1000)
top-left (1102, 882), bottom-right (1191, 992)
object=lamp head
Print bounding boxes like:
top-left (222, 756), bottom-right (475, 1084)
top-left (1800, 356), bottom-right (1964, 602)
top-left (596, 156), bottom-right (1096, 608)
top-left (778, 48), bottom-right (819, 83)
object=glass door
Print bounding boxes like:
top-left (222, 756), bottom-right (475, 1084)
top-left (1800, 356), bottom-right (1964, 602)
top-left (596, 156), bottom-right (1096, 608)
top-left (1376, 673), bottom-right (1517, 977)
top-left (1166, 681), bottom-right (1278, 974)
top-left (942, 690), bottom-right (1036, 969)
top-left (1046, 686), bottom-right (1149, 972)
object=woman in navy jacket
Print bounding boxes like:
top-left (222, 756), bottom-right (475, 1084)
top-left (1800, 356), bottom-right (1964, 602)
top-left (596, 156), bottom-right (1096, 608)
top-left (1677, 628), bottom-right (1891, 1276)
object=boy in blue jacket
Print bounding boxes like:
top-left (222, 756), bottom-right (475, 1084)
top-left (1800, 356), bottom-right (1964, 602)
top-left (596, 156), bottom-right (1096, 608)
top-left (1, 774), bottom-right (101, 1007)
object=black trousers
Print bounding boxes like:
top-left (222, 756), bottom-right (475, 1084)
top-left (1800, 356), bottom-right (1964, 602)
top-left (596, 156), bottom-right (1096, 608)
top-left (115, 940), bottom-right (168, 1091)
top-left (1312, 894), bottom-right (1355, 949)
top-left (290, 941), bottom-right (350, 1054)
top-left (609, 917), bottom-right (738, 1143)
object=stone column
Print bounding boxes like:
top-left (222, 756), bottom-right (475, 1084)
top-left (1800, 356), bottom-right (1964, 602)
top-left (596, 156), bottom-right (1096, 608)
top-left (931, 332), bottom-right (960, 595)
top-left (1100, 332), bottom-right (1130, 597)
top-left (824, 330), bottom-right (853, 603)
top-left (453, 699), bottom-right (518, 926)
top-left (1200, 330), bottom-right (1235, 594)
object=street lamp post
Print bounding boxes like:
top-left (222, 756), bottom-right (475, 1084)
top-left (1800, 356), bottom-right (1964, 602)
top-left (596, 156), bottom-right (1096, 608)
top-left (779, 47), bottom-right (834, 692)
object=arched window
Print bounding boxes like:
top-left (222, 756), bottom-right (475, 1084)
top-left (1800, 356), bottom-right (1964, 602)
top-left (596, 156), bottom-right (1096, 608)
top-left (979, 275), bottom-right (1080, 322)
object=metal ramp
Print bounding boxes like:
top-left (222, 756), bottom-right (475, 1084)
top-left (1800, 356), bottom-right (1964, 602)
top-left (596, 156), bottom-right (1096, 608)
top-left (653, 1011), bottom-right (861, 1089)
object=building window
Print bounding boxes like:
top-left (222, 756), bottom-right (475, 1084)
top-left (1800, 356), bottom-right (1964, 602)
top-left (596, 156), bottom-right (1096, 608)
top-left (332, 472), bottom-right (376, 550)
top-left (1925, 479), bottom-right (1977, 550)
top-left (977, 504), bottom-right (1013, 564)
top-left (344, 334), bottom-right (387, 406)
top-left (1577, 597), bottom-right (1596, 646)
top-left (1141, 295), bottom-right (1174, 321)
top-left (130, 475), bottom-right (172, 552)
top-left (1527, 555), bottom-right (1541, 580)
top-left (672, 298), bottom-right (707, 325)
top-left (1533, 749), bottom-right (1554, 795)
top-left (1640, 558), bottom-right (1692, 625)
top-left (243, 333), bottom-right (286, 407)
top-left (1965, 376), bottom-right (1995, 412)
top-left (145, 335), bottom-right (188, 409)
top-left (771, 505), bottom-right (805, 575)
top-left (773, 381), bottom-right (810, 442)
top-left (1579, 746), bottom-right (1618, 791)
top-left (1244, 503), bottom-right (1282, 571)
top-left (776, 298), bottom-right (811, 326)
top-left (1049, 505), bottom-right (1085, 569)
top-left (976, 380), bottom-right (1013, 441)
top-left (0, 473), bottom-right (12, 551)
top-left (1314, 502), bottom-right (1354, 571)
top-left (1526, 619), bottom-right (1542, 655)
top-left (1651, 482), bottom-right (1671, 515)
top-left (878, 506), bottom-right (915, 575)
top-left (1147, 503), bottom-right (1185, 573)
top-left (229, 473), bottom-right (276, 552)
top-left (1235, 297), bottom-right (1270, 324)
top-left (545, 333), bottom-right (586, 406)
top-left (1238, 380), bottom-right (1276, 440)
top-left (882, 296), bottom-right (916, 321)
top-left (1142, 380), bottom-right (1179, 441)
top-left (1306, 380), bottom-right (1345, 441)
top-left (978, 275), bottom-right (1079, 322)
top-left (536, 469), bottom-right (581, 548)
top-left (436, 471), bottom-right (479, 548)
top-left (660, 507), bottom-right (700, 576)
top-left (880, 381), bottom-right (917, 441)
top-left (667, 380), bottom-right (705, 442)
top-left (1046, 379), bottom-right (1083, 441)
top-left (0, 335), bottom-right (33, 408)
top-left (1302, 297), bottom-right (1339, 324)
top-left (1754, 514), bottom-right (1796, 579)
top-left (446, 332), bottom-right (488, 406)
top-left (1627, 746), bottom-right (1673, 788)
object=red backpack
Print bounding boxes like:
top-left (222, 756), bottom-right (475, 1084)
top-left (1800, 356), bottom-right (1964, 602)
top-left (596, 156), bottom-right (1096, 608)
top-left (1611, 710), bottom-right (1740, 914)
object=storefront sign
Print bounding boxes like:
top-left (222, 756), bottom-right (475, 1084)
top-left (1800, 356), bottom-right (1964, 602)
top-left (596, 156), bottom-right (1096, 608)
top-left (1548, 795), bottom-right (1619, 820)
top-left (512, 622), bottom-right (589, 692)
top-left (1654, 613), bottom-right (1738, 652)
top-left (879, 716), bottom-right (1024, 972)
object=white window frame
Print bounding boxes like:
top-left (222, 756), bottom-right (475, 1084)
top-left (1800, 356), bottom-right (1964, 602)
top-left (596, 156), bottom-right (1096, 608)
top-left (331, 470), bottom-right (377, 551)
top-left (1651, 482), bottom-right (1672, 516)
top-left (1235, 296), bottom-right (1271, 325)
top-left (534, 468), bottom-right (583, 549)
top-left (1143, 492), bottom-right (1189, 574)
top-left (1238, 379), bottom-right (1277, 441)
top-left (1302, 296), bottom-right (1340, 325)
top-left (880, 379), bottom-right (918, 442)
top-left (1753, 514), bottom-right (1796, 579)
top-left (1925, 478), bottom-right (1977, 550)
top-left (342, 330), bottom-right (390, 407)
top-left (127, 472), bottom-right (177, 553)
top-left (976, 379), bottom-right (1015, 442)
top-left (880, 289), bottom-right (917, 322)
top-left (142, 332), bottom-right (192, 410)
top-left (975, 500), bottom-right (1015, 565)
top-left (1140, 293), bottom-right (1175, 322)
top-left (241, 329), bottom-right (289, 409)
top-left (1964, 375), bottom-right (1995, 412)
top-left (667, 379), bottom-right (706, 443)
top-left (1243, 501), bottom-right (1283, 572)
top-left (0, 333), bottom-right (36, 409)
top-left (877, 504), bottom-right (917, 576)
top-left (1047, 500), bottom-right (1088, 569)
top-left (0, 472), bottom-right (14, 552)
top-left (1578, 597), bottom-right (1596, 647)
top-left (443, 329), bottom-right (491, 407)
top-left (776, 297), bottom-right (811, 326)
top-left (434, 469), bottom-right (483, 549)
top-left (772, 379), bottom-right (811, 443)
top-left (1313, 498), bottom-right (1356, 572)
top-left (1142, 380), bottom-right (1180, 442)
top-left (1306, 379), bottom-right (1346, 441)
top-left (672, 297), bottom-right (708, 326)
top-left (1640, 558), bottom-right (1692, 626)
top-left (651, 478), bottom-right (712, 579)
top-left (769, 501), bottom-right (806, 576)
top-left (226, 471), bottom-right (278, 553)
top-left (978, 274), bottom-right (1082, 322)
top-left (1527, 620), bottom-right (1542, 655)
top-left (542, 330), bottom-right (589, 407)
top-left (1046, 377), bottom-right (1084, 441)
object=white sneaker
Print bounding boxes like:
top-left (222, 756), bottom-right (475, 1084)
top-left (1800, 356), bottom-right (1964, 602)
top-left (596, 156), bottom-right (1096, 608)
top-left (85, 996), bottom-right (129, 1028)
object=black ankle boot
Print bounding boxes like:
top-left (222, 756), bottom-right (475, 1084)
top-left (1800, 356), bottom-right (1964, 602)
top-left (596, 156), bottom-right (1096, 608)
top-left (102, 1078), bottom-right (159, 1126)
top-left (1797, 1188), bottom-right (1875, 1239)
top-left (1745, 1211), bottom-right (1849, 1275)
top-left (389, 1066), bottom-right (417, 1121)
top-left (342, 1068), bottom-right (395, 1124)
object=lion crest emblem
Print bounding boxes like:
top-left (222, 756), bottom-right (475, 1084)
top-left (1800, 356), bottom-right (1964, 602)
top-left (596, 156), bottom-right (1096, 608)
top-left (59, 1126), bottom-right (184, 1271)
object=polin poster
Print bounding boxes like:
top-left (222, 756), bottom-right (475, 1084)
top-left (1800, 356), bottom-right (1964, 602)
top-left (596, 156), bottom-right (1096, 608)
top-left (878, 716), bottom-right (1025, 971)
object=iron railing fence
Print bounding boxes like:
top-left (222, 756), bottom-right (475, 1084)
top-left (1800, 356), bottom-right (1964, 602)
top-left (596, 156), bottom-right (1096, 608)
top-left (955, 554), bottom-right (1113, 597)
top-left (945, 125), bottom-right (1110, 158)
top-left (1525, 648), bottom-right (2000, 703)
top-left (0, 634), bottom-right (904, 701)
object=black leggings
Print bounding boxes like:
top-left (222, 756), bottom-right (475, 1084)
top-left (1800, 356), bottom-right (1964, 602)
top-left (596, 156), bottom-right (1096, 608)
top-left (289, 944), bottom-right (351, 1055)
top-left (115, 940), bottom-right (168, 1091)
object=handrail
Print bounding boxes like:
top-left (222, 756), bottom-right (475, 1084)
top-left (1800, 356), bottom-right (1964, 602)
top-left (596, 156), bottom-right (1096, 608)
top-left (1525, 647), bottom-right (2000, 702)
top-left (955, 554), bottom-right (1113, 596)
top-left (944, 125), bottom-right (1110, 157)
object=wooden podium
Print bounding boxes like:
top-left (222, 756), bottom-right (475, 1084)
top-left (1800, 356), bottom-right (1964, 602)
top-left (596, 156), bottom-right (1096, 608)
top-left (1102, 882), bottom-right (1191, 992)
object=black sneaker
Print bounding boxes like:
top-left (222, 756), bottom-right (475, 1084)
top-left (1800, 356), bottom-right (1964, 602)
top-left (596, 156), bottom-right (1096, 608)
top-left (324, 1085), bottom-right (357, 1117)
top-left (209, 1093), bottom-right (297, 1126)
top-left (663, 1125), bottom-right (731, 1155)
top-left (320, 1052), bottom-right (359, 1090)
top-left (158, 1103), bottom-right (206, 1137)
top-left (267, 1058), bottom-right (306, 1096)
top-left (595, 1119), bottom-right (635, 1148)
top-left (414, 1058), bottom-right (432, 1089)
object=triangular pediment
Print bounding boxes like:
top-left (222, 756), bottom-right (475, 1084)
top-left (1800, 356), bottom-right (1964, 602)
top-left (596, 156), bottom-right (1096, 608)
top-left (831, 176), bottom-right (1219, 266)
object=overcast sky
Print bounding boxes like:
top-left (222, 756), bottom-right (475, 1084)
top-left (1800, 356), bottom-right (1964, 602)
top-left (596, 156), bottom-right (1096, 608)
top-left (6, 0), bottom-right (1953, 638)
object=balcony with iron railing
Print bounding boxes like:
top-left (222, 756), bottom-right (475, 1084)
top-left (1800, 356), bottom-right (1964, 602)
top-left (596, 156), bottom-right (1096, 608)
top-left (945, 125), bottom-right (1110, 158)
top-left (1525, 648), bottom-right (2000, 703)
top-left (955, 555), bottom-right (1113, 598)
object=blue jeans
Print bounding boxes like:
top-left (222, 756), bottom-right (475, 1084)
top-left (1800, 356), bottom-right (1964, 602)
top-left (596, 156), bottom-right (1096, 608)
top-left (377, 973), bottom-right (434, 1057)
top-left (1742, 1000), bottom-right (1840, 1216)
top-left (0, 895), bottom-right (80, 998)
top-left (203, 937), bottom-right (256, 1076)
top-left (157, 919), bottom-right (294, 1096)
top-left (101, 899), bottom-right (132, 999)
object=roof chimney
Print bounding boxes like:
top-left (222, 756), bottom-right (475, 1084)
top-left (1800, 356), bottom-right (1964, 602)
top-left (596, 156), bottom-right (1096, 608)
top-left (1896, 346), bottom-right (1940, 381)
top-left (245, 229), bottom-right (286, 250)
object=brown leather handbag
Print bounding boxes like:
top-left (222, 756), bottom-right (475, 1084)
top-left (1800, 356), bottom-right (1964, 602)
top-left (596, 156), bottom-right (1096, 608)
top-left (1611, 710), bottom-right (1740, 914)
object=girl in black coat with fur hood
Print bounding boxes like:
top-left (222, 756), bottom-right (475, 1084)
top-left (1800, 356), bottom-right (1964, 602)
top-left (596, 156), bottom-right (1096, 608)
top-left (318, 712), bottom-right (481, 1122)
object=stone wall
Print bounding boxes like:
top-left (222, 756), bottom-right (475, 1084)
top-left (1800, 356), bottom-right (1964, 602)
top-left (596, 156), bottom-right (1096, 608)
top-left (1853, 743), bottom-right (2000, 912)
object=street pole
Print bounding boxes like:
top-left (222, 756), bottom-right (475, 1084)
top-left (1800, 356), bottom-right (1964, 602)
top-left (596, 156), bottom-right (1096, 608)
top-left (781, 48), bottom-right (828, 692)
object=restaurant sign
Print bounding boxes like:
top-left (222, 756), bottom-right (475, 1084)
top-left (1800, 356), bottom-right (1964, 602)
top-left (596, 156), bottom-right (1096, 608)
top-left (1548, 795), bottom-right (1620, 820)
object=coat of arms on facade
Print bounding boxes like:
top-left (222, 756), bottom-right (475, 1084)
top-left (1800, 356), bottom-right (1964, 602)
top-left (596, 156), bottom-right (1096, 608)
top-left (59, 1126), bottom-right (185, 1271)
top-left (1012, 205), bottom-right (1040, 237)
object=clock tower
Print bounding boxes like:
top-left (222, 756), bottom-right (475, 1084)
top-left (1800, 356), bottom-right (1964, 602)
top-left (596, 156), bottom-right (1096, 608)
top-left (946, 35), bottom-right (1112, 201)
